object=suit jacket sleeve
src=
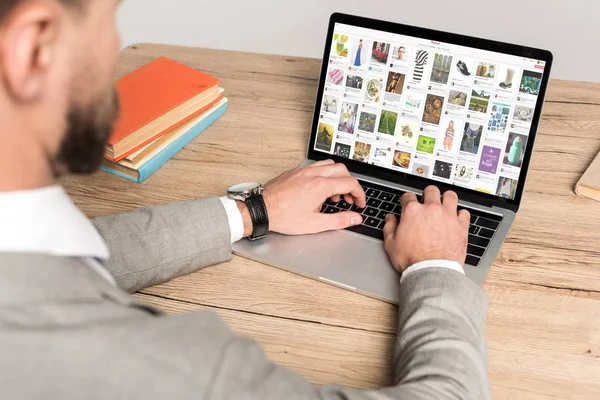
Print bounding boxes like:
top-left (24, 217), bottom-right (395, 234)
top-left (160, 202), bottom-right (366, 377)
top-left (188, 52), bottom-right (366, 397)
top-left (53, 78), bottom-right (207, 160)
top-left (386, 268), bottom-right (490, 400)
top-left (205, 268), bottom-right (491, 400)
top-left (91, 197), bottom-right (232, 293)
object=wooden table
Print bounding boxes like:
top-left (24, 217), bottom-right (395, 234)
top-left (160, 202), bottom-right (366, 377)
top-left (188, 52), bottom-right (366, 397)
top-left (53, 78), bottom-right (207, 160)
top-left (62, 44), bottom-right (600, 399)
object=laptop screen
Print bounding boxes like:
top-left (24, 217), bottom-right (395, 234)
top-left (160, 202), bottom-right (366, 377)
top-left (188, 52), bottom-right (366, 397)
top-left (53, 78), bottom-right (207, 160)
top-left (311, 20), bottom-right (550, 202)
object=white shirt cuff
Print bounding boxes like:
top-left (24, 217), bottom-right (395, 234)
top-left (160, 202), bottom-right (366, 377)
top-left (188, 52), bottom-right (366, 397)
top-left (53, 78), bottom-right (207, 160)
top-left (219, 197), bottom-right (244, 244)
top-left (400, 260), bottom-right (465, 284)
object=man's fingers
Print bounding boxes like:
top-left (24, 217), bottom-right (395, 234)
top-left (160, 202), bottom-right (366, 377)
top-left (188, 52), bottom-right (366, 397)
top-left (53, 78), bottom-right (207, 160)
top-left (331, 194), bottom-right (341, 203)
top-left (458, 209), bottom-right (471, 228)
top-left (383, 214), bottom-right (398, 244)
top-left (307, 159), bottom-right (335, 168)
top-left (324, 176), bottom-right (366, 208)
top-left (343, 193), bottom-right (355, 205)
top-left (442, 190), bottom-right (459, 213)
top-left (314, 211), bottom-right (362, 232)
top-left (423, 186), bottom-right (441, 204)
top-left (400, 192), bottom-right (418, 209)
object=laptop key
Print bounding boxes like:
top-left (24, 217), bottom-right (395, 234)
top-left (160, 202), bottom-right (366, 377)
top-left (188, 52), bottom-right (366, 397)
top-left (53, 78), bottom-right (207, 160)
top-left (323, 206), bottom-right (340, 214)
top-left (367, 198), bottom-right (382, 208)
top-left (337, 200), bottom-right (352, 210)
top-left (325, 198), bottom-right (338, 206)
top-left (380, 201), bottom-right (395, 212)
top-left (476, 217), bottom-right (499, 230)
top-left (470, 215), bottom-right (478, 224)
top-left (469, 225), bottom-right (481, 235)
top-left (364, 217), bottom-right (381, 228)
top-left (320, 204), bottom-right (327, 213)
top-left (378, 219), bottom-right (387, 229)
top-left (467, 244), bottom-right (485, 257)
top-left (469, 235), bottom-right (490, 248)
top-left (378, 192), bottom-right (394, 202)
top-left (365, 189), bottom-right (381, 198)
top-left (391, 194), bottom-right (402, 204)
top-left (479, 227), bottom-right (495, 239)
top-left (363, 207), bottom-right (379, 217)
top-left (377, 210), bottom-right (390, 220)
top-left (350, 204), bottom-right (365, 213)
top-left (393, 205), bottom-right (402, 214)
top-left (465, 255), bottom-right (481, 267)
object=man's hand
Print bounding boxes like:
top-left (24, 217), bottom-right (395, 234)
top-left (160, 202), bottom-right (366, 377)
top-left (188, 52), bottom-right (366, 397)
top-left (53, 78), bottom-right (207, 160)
top-left (237, 160), bottom-right (366, 236)
top-left (383, 186), bottom-right (470, 273)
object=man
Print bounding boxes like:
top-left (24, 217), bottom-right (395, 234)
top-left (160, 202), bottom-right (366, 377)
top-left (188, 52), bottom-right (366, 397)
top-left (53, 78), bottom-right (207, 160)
top-left (0, 1), bottom-right (490, 399)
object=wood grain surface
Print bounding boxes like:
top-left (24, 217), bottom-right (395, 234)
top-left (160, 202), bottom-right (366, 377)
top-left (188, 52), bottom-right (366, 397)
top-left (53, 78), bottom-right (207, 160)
top-left (61, 44), bottom-right (600, 399)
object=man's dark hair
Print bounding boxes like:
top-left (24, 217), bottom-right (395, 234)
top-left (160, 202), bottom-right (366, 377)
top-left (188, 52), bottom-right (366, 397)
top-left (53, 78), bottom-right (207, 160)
top-left (0, 0), bottom-right (81, 22)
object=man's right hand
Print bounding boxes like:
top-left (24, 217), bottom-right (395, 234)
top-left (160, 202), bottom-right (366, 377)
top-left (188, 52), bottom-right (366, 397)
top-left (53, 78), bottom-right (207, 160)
top-left (383, 186), bottom-right (470, 273)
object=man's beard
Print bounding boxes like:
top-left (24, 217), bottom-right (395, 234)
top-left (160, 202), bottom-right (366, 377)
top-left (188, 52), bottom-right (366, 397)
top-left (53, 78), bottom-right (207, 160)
top-left (52, 88), bottom-right (120, 177)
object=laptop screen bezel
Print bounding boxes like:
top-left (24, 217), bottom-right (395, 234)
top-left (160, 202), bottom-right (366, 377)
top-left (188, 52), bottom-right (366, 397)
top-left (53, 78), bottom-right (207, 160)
top-left (306, 13), bottom-right (553, 212)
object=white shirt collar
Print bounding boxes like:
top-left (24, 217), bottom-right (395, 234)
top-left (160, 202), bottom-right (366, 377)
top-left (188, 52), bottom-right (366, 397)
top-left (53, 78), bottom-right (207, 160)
top-left (0, 185), bottom-right (109, 260)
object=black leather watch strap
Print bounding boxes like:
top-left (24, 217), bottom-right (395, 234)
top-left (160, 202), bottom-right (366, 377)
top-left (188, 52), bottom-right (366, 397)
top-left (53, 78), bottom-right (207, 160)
top-left (246, 194), bottom-right (269, 240)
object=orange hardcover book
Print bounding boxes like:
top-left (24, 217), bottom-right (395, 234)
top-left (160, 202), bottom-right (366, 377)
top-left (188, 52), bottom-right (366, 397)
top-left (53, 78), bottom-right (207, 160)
top-left (106, 57), bottom-right (220, 162)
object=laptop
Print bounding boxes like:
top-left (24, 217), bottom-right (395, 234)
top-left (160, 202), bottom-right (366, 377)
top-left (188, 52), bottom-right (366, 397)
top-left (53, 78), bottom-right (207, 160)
top-left (233, 13), bottom-right (553, 303)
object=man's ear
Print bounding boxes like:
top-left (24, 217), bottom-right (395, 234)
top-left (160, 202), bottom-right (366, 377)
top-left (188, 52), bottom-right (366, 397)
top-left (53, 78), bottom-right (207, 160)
top-left (0, 2), bottom-right (59, 102)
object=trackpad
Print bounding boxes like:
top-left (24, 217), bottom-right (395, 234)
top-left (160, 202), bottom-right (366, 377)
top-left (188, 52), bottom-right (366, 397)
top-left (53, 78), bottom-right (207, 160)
top-left (233, 230), bottom-right (401, 303)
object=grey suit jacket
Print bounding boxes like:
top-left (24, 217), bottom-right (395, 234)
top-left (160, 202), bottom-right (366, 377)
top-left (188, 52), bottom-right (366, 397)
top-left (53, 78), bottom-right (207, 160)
top-left (0, 196), bottom-right (490, 399)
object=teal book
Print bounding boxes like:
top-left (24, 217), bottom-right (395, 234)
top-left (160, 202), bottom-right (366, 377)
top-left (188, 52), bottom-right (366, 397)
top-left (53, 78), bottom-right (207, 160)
top-left (101, 100), bottom-right (228, 183)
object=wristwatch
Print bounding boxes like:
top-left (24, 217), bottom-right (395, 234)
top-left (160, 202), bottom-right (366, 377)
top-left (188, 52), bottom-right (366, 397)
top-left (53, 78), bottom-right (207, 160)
top-left (227, 182), bottom-right (269, 241)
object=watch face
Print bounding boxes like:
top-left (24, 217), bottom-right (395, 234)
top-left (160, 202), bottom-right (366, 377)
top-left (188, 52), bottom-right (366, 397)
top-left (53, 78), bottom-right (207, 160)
top-left (228, 182), bottom-right (263, 201)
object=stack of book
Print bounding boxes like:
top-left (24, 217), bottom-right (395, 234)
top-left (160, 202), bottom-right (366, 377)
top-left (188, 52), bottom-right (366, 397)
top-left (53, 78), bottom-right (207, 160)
top-left (102, 57), bottom-right (228, 182)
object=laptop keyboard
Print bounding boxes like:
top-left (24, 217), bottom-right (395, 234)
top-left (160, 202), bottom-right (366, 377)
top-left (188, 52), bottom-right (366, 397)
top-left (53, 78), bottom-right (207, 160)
top-left (319, 180), bottom-right (502, 267)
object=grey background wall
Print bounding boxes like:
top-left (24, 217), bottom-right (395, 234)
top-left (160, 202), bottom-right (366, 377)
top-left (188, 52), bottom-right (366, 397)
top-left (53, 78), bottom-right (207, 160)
top-left (117, 0), bottom-right (598, 82)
